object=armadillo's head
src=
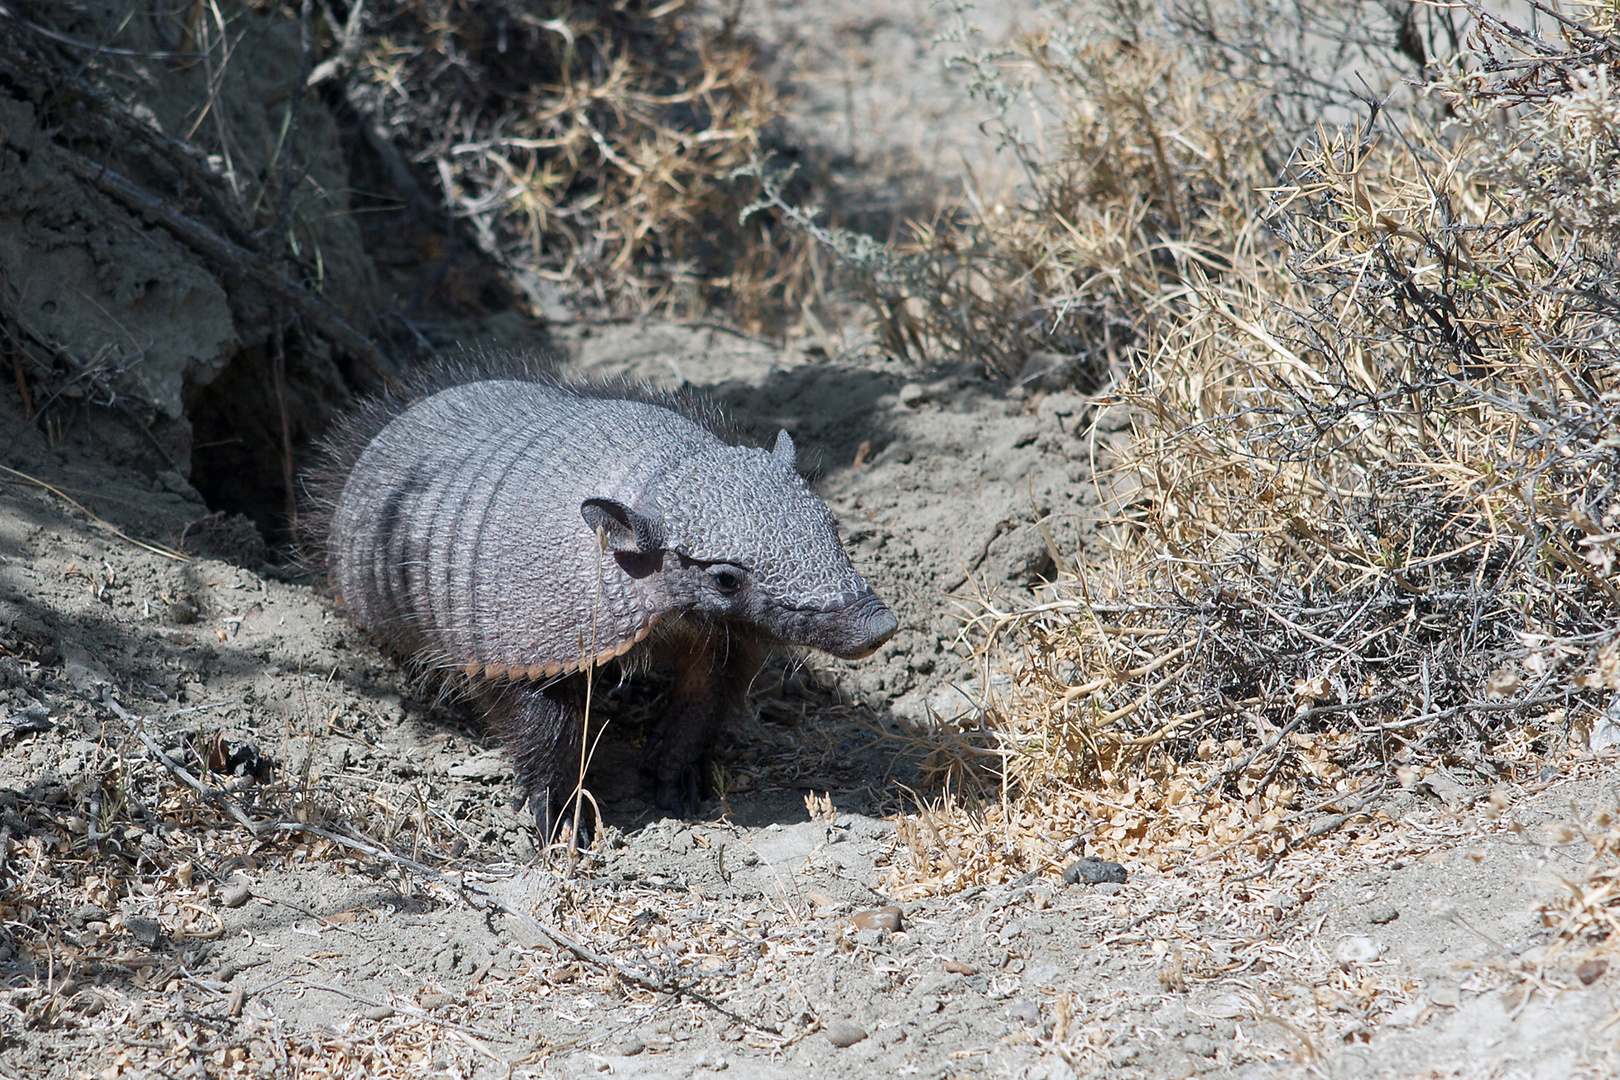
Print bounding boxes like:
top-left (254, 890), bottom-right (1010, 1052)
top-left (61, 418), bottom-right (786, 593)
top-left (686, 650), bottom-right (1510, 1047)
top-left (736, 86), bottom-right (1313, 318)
top-left (580, 430), bottom-right (898, 659)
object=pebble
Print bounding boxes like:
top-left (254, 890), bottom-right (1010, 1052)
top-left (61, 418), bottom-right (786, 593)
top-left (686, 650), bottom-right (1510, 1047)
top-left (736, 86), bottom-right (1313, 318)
top-left (125, 915), bottom-right (162, 946)
top-left (1335, 936), bottom-right (1380, 965)
top-left (851, 905), bottom-right (902, 932)
top-left (417, 993), bottom-right (454, 1010)
top-left (615, 1036), bottom-right (645, 1056)
top-left (1579, 959), bottom-right (1609, 985)
top-left (945, 959), bottom-right (978, 976)
top-left (1182, 1033), bottom-right (1219, 1057)
top-left (897, 384), bottom-right (929, 408)
top-left (1063, 856), bottom-right (1127, 885)
top-left (826, 1021), bottom-right (868, 1048)
top-left (222, 881), bottom-right (253, 909)
top-left (363, 1006), bottom-right (395, 1021)
top-left (1005, 998), bottom-right (1041, 1025)
top-left (1368, 904), bottom-right (1399, 925)
top-left (1426, 984), bottom-right (1461, 1008)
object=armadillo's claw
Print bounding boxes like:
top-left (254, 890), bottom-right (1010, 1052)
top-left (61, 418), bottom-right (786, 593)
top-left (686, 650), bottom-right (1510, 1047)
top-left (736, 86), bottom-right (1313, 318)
top-left (655, 761), bottom-right (706, 820)
top-left (526, 786), bottom-right (597, 850)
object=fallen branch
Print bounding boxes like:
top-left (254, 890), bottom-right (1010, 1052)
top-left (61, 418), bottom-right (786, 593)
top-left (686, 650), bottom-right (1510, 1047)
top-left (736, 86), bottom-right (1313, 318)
top-left (102, 691), bottom-right (260, 835)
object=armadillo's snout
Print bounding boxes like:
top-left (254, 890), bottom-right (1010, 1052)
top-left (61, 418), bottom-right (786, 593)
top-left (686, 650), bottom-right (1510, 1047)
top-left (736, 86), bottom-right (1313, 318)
top-left (827, 591), bottom-right (898, 660)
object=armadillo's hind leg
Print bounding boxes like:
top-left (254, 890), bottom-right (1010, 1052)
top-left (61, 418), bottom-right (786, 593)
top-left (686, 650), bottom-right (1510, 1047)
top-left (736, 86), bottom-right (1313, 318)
top-left (476, 677), bottom-right (594, 847)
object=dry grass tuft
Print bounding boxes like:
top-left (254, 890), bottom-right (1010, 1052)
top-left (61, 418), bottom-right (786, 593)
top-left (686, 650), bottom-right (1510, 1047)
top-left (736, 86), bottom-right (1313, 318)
top-left (340, 0), bottom-right (818, 327)
top-left (754, 6), bottom-right (1278, 381)
top-left (867, 1), bottom-right (1620, 892)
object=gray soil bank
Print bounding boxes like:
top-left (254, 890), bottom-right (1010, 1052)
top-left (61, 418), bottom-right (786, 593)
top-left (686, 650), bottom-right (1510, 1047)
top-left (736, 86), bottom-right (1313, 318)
top-left (0, 321), bottom-right (1614, 1080)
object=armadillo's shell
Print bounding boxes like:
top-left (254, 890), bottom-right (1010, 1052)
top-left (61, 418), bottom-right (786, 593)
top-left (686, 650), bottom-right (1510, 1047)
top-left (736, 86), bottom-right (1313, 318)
top-left (329, 381), bottom-right (716, 678)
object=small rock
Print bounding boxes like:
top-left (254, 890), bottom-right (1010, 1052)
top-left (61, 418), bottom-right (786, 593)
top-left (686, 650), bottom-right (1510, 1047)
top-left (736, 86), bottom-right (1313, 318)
top-left (447, 753), bottom-right (509, 781)
top-left (944, 959), bottom-right (977, 976)
top-left (1335, 936), bottom-right (1380, 966)
top-left (1005, 998), bottom-right (1041, 1025)
top-left (826, 1022), bottom-right (868, 1048)
top-left (851, 905), bottom-right (902, 933)
top-left (615, 1036), bottom-right (645, 1056)
top-left (897, 384), bottom-right (929, 408)
top-left (1182, 1033), bottom-right (1220, 1057)
top-left (1368, 904), bottom-right (1399, 925)
top-left (417, 993), bottom-right (454, 1010)
top-left (363, 1005), bottom-right (395, 1021)
top-left (1426, 984), bottom-right (1461, 1008)
top-left (125, 915), bottom-right (162, 946)
top-left (222, 881), bottom-right (253, 909)
top-left (1063, 856), bottom-right (1127, 885)
top-left (1579, 959), bottom-right (1608, 985)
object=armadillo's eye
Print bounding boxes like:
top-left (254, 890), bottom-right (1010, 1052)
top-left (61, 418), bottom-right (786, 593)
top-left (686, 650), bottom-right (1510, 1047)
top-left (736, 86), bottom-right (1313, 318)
top-left (710, 568), bottom-right (744, 594)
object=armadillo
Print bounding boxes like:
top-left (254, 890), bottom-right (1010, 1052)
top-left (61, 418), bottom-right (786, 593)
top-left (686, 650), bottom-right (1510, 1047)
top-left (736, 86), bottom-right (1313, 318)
top-left (309, 366), bottom-right (897, 839)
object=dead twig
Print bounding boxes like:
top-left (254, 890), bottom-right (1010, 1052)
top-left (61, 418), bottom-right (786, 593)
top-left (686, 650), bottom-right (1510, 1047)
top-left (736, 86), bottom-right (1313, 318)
top-left (102, 691), bottom-right (259, 835)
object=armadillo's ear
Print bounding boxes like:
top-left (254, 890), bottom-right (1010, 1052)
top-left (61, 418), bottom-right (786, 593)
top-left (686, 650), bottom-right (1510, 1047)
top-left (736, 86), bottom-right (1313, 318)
top-left (581, 498), bottom-right (664, 554)
top-left (771, 429), bottom-right (796, 470)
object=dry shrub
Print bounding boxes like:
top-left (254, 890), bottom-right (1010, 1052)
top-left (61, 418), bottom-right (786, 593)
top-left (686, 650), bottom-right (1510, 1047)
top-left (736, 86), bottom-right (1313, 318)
top-left (345, 0), bottom-right (815, 325)
top-left (760, 5), bottom-right (1279, 382)
top-left (1535, 806), bottom-right (1620, 953)
top-left (881, 2), bottom-right (1620, 890)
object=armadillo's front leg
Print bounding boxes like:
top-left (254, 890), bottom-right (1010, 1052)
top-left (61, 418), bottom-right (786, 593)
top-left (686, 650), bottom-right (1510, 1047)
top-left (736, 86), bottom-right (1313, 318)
top-left (476, 678), bottom-right (593, 846)
top-left (655, 632), bottom-right (765, 816)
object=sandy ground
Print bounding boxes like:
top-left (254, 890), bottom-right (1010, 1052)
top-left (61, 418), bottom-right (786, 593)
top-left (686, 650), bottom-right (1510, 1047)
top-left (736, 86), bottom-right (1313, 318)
top-left (0, 319), bottom-right (1617, 1080)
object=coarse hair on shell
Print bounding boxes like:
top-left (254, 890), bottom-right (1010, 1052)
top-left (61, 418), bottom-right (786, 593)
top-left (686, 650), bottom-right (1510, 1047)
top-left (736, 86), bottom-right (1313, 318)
top-left (296, 347), bottom-right (746, 579)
